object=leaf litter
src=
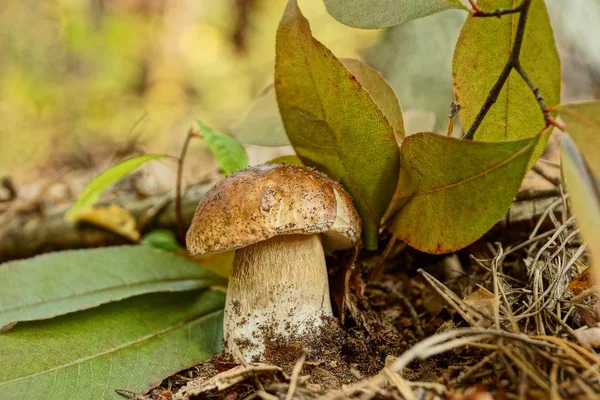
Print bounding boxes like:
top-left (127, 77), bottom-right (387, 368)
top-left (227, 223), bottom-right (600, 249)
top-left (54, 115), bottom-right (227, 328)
top-left (124, 180), bottom-right (600, 400)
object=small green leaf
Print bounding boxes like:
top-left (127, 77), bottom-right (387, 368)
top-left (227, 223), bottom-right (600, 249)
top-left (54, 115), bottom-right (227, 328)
top-left (275, 0), bottom-right (400, 249)
top-left (341, 58), bottom-right (405, 140)
top-left (561, 135), bottom-right (600, 278)
top-left (198, 121), bottom-right (249, 175)
top-left (324, 0), bottom-right (466, 29)
top-left (0, 246), bottom-right (226, 330)
top-left (453, 0), bottom-right (560, 163)
top-left (267, 155), bottom-right (304, 166)
top-left (0, 290), bottom-right (225, 400)
top-left (389, 132), bottom-right (540, 254)
top-left (141, 230), bottom-right (183, 252)
top-left (231, 85), bottom-right (291, 147)
top-left (66, 154), bottom-right (167, 220)
top-left (558, 100), bottom-right (600, 178)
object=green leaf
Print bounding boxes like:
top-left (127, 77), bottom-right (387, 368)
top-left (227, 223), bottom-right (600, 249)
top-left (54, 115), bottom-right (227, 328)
top-left (66, 154), bottom-right (167, 220)
top-left (561, 135), bottom-right (600, 277)
top-left (0, 246), bottom-right (226, 330)
top-left (0, 290), bottom-right (225, 400)
top-left (267, 155), bottom-right (304, 166)
top-left (366, 10), bottom-right (466, 132)
top-left (341, 58), bottom-right (405, 140)
top-left (198, 121), bottom-right (248, 175)
top-left (389, 132), bottom-right (540, 254)
top-left (275, 0), bottom-right (400, 250)
top-left (141, 230), bottom-right (183, 252)
top-left (231, 84), bottom-right (291, 147)
top-left (233, 58), bottom-right (404, 145)
top-left (558, 100), bottom-right (600, 178)
top-left (452, 0), bottom-right (560, 163)
top-left (324, 0), bottom-right (466, 29)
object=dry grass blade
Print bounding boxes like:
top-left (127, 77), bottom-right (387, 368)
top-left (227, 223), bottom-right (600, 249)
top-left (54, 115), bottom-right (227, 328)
top-left (284, 349), bottom-right (307, 400)
top-left (319, 189), bottom-right (599, 399)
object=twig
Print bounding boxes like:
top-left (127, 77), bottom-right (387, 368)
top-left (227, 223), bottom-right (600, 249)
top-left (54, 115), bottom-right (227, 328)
top-left (531, 164), bottom-right (561, 186)
top-left (463, 0), bottom-right (561, 139)
top-left (468, 0), bottom-right (525, 17)
top-left (367, 235), bottom-right (397, 282)
top-left (501, 343), bottom-right (549, 390)
top-left (515, 187), bottom-right (560, 201)
top-left (176, 129), bottom-right (200, 244)
top-left (569, 288), bottom-right (598, 305)
top-left (285, 349), bottom-right (307, 400)
top-left (374, 281), bottom-right (424, 338)
top-left (449, 351), bottom-right (498, 385)
top-left (0, 181), bottom-right (212, 262)
top-left (383, 369), bottom-right (416, 400)
top-left (513, 63), bottom-right (565, 130)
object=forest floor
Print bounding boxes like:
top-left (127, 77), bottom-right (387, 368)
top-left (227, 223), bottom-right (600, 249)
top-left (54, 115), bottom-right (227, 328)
top-left (142, 183), bottom-right (598, 400)
top-left (3, 133), bottom-right (598, 400)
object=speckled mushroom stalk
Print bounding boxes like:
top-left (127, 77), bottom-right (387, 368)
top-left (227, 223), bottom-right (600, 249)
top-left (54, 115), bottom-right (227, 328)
top-left (225, 234), bottom-right (331, 361)
top-left (186, 164), bottom-right (361, 363)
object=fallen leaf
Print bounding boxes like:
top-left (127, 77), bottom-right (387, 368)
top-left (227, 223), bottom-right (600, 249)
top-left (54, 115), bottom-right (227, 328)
top-left (0, 246), bottom-right (226, 330)
top-left (0, 290), bottom-right (225, 400)
top-left (569, 266), bottom-right (595, 296)
top-left (75, 204), bottom-right (140, 241)
top-left (463, 286), bottom-right (495, 321)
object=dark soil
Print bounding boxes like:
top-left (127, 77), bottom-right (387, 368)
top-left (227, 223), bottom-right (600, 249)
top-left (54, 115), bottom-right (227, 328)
top-left (143, 203), bottom-right (597, 399)
top-left (143, 244), bottom-right (505, 399)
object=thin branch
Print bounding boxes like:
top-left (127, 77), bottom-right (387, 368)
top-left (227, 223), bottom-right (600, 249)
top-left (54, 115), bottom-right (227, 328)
top-left (513, 63), bottom-right (566, 130)
top-left (463, 0), bottom-right (533, 140)
top-left (0, 183), bottom-right (211, 262)
top-left (367, 235), bottom-right (397, 282)
top-left (176, 129), bottom-right (200, 244)
top-left (285, 349), bottom-right (307, 400)
top-left (531, 164), bottom-right (561, 186)
top-left (469, 0), bottom-right (525, 17)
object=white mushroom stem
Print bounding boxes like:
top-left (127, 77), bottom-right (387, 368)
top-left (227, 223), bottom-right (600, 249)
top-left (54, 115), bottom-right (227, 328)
top-left (223, 234), bottom-right (333, 363)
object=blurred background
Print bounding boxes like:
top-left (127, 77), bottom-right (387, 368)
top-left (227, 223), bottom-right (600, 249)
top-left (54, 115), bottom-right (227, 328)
top-left (0, 0), bottom-right (599, 202)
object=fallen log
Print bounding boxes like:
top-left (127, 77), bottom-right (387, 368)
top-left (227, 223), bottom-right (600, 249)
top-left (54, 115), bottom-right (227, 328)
top-left (0, 183), bottom-right (562, 263)
top-left (0, 183), bottom-right (211, 262)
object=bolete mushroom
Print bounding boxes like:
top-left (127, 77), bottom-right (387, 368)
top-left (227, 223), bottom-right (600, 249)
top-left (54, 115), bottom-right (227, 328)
top-left (186, 164), bottom-right (361, 362)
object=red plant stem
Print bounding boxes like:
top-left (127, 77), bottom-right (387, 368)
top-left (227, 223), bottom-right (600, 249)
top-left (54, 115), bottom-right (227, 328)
top-left (468, 0), bottom-right (483, 13)
top-left (470, 1), bottom-right (524, 17)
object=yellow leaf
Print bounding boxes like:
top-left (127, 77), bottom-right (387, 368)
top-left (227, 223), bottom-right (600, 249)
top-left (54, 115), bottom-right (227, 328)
top-left (75, 204), bottom-right (140, 242)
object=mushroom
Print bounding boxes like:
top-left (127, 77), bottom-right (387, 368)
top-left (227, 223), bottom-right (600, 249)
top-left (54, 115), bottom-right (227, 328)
top-left (186, 164), bottom-right (361, 362)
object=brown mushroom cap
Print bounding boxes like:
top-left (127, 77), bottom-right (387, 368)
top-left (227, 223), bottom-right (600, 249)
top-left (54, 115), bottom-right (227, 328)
top-left (186, 164), bottom-right (361, 255)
